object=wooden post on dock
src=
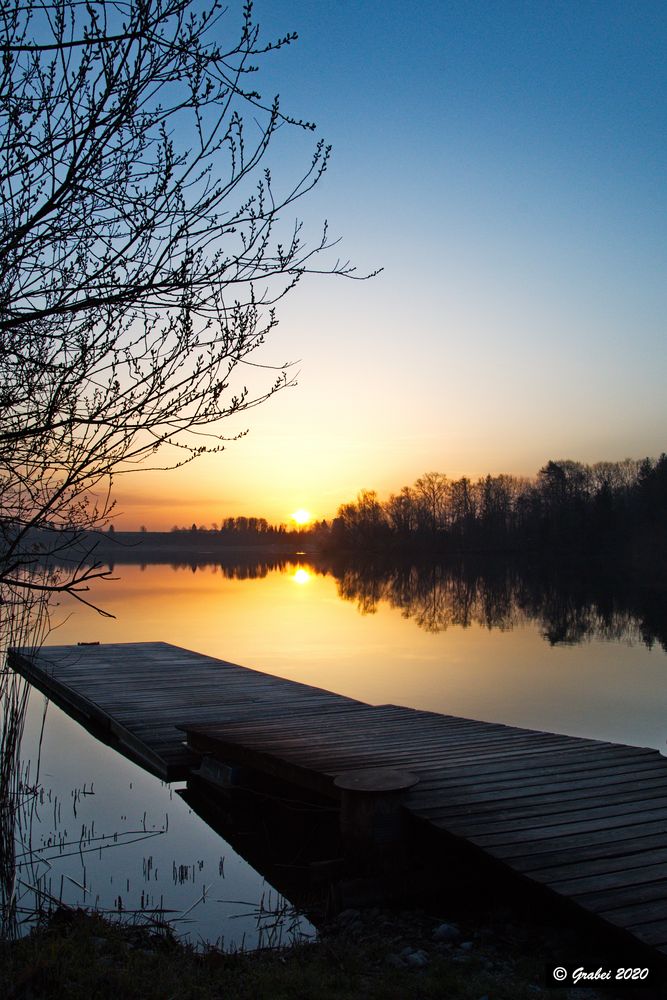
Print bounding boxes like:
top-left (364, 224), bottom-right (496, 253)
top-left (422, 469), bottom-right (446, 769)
top-left (334, 767), bottom-right (419, 857)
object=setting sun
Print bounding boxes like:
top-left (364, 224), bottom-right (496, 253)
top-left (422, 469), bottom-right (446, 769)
top-left (291, 508), bottom-right (312, 526)
top-left (292, 567), bottom-right (311, 585)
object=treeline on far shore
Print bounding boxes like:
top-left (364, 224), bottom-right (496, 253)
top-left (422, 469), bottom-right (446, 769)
top-left (322, 455), bottom-right (667, 562)
top-left (27, 453), bottom-right (667, 574)
top-left (124, 453), bottom-right (667, 553)
top-left (101, 516), bottom-right (309, 553)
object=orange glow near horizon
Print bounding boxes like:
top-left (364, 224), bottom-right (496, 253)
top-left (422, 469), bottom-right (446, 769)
top-left (104, 412), bottom-right (665, 532)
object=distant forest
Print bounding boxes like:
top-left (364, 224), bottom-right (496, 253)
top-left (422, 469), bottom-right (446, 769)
top-left (157, 454), bottom-right (666, 562)
top-left (166, 517), bottom-right (302, 540)
top-left (322, 455), bottom-right (667, 560)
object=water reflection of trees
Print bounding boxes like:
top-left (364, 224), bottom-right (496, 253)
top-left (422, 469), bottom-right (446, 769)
top-left (53, 550), bottom-right (667, 649)
top-left (104, 555), bottom-right (299, 580)
top-left (336, 564), bottom-right (519, 634)
top-left (168, 558), bottom-right (281, 579)
top-left (325, 559), bottom-right (667, 650)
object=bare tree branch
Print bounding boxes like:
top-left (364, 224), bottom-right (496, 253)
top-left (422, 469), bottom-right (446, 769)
top-left (0, 0), bottom-right (373, 602)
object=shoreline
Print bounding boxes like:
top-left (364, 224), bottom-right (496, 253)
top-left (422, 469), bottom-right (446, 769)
top-left (3, 899), bottom-right (663, 999)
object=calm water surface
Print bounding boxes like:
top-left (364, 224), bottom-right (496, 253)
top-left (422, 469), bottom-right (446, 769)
top-left (12, 559), bottom-right (667, 946)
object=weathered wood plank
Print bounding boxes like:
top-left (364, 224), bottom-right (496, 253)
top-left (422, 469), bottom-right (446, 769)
top-left (599, 899), bottom-right (667, 930)
top-left (544, 862), bottom-right (667, 896)
top-left (577, 879), bottom-right (667, 914)
top-left (411, 765), bottom-right (667, 808)
top-left (427, 797), bottom-right (667, 839)
top-left (411, 780), bottom-right (667, 821)
top-left (621, 919), bottom-right (667, 948)
top-left (512, 834), bottom-right (667, 874)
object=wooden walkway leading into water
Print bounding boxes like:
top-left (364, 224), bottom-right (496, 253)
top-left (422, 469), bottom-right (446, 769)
top-left (9, 642), bottom-right (363, 779)
top-left (9, 641), bottom-right (667, 957)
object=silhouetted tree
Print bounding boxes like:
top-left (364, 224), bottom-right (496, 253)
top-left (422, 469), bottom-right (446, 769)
top-left (449, 476), bottom-right (476, 545)
top-left (635, 455), bottom-right (667, 523)
top-left (0, 0), bottom-right (362, 607)
top-left (414, 472), bottom-right (450, 535)
top-left (332, 490), bottom-right (387, 548)
top-left (385, 486), bottom-right (418, 538)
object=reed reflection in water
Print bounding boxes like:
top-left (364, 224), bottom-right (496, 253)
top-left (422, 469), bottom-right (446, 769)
top-left (1, 573), bottom-right (54, 938)
top-left (45, 555), bottom-right (667, 752)
top-left (1, 684), bottom-right (314, 948)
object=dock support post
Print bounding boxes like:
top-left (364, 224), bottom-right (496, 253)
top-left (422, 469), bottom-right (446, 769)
top-left (334, 768), bottom-right (419, 856)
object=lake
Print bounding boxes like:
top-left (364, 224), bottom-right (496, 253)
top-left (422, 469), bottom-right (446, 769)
top-left (6, 556), bottom-right (667, 947)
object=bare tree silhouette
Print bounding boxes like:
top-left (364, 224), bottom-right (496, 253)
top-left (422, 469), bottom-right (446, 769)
top-left (0, 0), bottom-right (374, 934)
top-left (0, 0), bottom-right (365, 605)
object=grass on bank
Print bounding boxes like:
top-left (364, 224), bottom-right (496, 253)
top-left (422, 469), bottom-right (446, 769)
top-left (0, 902), bottom-right (634, 1000)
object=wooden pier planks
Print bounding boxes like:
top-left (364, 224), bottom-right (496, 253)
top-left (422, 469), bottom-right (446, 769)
top-left (9, 641), bottom-right (365, 779)
top-left (10, 641), bottom-right (667, 956)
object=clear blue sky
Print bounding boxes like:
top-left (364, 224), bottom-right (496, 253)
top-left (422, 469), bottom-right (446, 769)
top-left (119, 0), bottom-right (667, 528)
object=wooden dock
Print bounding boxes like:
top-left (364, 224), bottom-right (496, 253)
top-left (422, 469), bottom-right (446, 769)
top-left (9, 642), bottom-right (364, 779)
top-left (9, 641), bottom-right (667, 957)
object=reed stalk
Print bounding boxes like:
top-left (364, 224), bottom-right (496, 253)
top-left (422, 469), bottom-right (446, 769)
top-left (0, 570), bottom-right (54, 937)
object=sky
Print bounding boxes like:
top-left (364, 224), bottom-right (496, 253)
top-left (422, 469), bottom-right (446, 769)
top-left (114, 0), bottom-right (667, 530)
